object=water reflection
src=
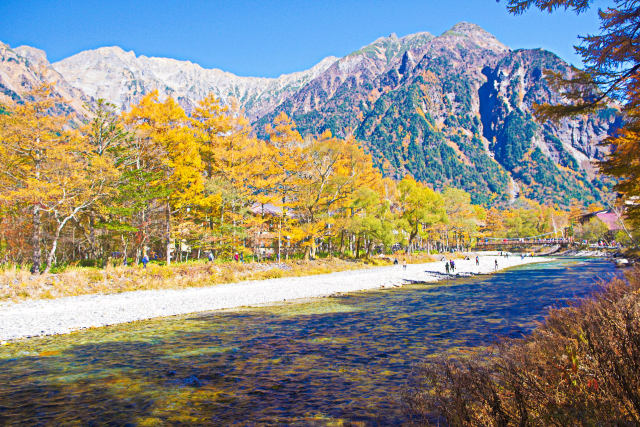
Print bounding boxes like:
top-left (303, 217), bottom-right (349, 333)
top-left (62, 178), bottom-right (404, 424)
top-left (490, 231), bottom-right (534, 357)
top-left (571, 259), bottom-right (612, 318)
top-left (0, 258), bottom-right (617, 425)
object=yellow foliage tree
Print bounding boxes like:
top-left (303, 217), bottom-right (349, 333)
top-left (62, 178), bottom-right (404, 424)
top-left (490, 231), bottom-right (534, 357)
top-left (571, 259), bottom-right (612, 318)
top-left (125, 91), bottom-right (205, 264)
top-left (0, 85), bottom-right (118, 272)
top-left (397, 176), bottom-right (447, 253)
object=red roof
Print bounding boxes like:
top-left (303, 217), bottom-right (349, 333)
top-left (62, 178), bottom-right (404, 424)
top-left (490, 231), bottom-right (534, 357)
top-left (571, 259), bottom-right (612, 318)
top-left (595, 212), bottom-right (622, 231)
top-left (250, 203), bottom-right (282, 215)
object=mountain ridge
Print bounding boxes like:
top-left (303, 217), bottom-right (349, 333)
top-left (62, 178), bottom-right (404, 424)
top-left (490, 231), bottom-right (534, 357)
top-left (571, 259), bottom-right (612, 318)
top-left (0, 22), bottom-right (618, 206)
top-left (51, 44), bottom-right (339, 119)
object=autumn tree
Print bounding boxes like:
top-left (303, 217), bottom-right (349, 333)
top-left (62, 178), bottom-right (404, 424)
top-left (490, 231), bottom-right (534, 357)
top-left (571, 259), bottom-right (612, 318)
top-left (76, 99), bottom-right (130, 262)
top-left (291, 131), bottom-right (383, 259)
top-left (0, 86), bottom-right (118, 272)
top-left (483, 207), bottom-right (506, 238)
top-left (192, 95), bottom-right (266, 255)
top-left (443, 187), bottom-right (478, 251)
top-left (397, 176), bottom-right (447, 253)
top-left (263, 112), bottom-right (305, 260)
top-left (0, 85), bottom-right (66, 272)
top-left (125, 91), bottom-right (205, 265)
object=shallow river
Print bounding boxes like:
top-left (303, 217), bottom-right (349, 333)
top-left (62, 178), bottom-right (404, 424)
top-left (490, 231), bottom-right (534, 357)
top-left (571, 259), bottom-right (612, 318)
top-left (0, 258), bottom-right (617, 425)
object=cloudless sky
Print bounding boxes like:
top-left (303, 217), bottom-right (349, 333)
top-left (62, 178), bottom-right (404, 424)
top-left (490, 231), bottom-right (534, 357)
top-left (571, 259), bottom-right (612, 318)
top-left (0, 0), bottom-right (610, 77)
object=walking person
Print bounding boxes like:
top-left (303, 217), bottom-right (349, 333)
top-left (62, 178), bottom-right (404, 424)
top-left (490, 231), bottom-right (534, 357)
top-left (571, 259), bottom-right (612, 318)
top-left (494, 259), bottom-right (498, 271)
top-left (234, 252), bottom-right (239, 262)
top-left (141, 254), bottom-right (149, 269)
top-left (450, 260), bottom-right (455, 272)
top-left (475, 256), bottom-right (479, 266)
top-left (208, 251), bottom-right (214, 262)
top-left (402, 259), bottom-right (407, 270)
top-left (445, 261), bottom-right (450, 274)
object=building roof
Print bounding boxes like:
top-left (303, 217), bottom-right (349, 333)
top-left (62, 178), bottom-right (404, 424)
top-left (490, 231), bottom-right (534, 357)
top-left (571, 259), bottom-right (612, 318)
top-left (595, 211), bottom-right (622, 231)
top-left (250, 202), bottom-right (283, 216)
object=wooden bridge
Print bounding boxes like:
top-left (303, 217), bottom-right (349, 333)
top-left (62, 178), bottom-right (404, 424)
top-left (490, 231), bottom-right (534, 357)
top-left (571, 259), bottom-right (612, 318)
top-left (477, 237), bottom-right (570, 247)
top-left (476, 236), bottom-right (619, 252)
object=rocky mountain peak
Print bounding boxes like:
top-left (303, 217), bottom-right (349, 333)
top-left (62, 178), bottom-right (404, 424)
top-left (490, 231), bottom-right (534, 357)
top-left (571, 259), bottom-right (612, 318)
top-left (344, 30), bottom-right (434, 73)
top-left (0, 42), bottom-right (90, 119)
top-left (56, 46), bottom-right (138, 69)
top-left (94, 45), bottom-right (135, 58)
top-left (441, 21), bottom-right (509, 53)
top-left (14, 45), bottom-right (48, 67)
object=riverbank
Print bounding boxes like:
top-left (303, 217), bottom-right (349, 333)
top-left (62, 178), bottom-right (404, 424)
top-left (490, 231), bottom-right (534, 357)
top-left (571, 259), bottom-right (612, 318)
top-left (405, 265), bottom-right (638, 425)
top-left (0, 254), bottom-right (547, 341)
top-left (0, 257), bottom-right (396, 301)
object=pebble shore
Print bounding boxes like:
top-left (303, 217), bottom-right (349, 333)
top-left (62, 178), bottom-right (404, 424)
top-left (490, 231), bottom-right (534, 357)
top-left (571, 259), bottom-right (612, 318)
top-left (0, 255), bottom-right (547, 341)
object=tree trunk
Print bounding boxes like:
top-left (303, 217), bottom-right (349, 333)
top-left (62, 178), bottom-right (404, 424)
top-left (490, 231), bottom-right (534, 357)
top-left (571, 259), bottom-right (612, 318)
top-left (89, 214), bottom-right (98, 261)
top-left (278, 216), bottom-right (282, 263)
top-left (122, 235), bottom-right (129, 265)
top-left (45, 219), bottom-right (70, 273)
top-left (407, 225), bottom-right (418, 254)
top-left (165, 201), bottom-right (171, 266)
top-left (611, 204), bottom-right (636, 245)
top-left (355, 235), bottom-right (361, 259)
top-left (31, 206), bottom-right (41, 274)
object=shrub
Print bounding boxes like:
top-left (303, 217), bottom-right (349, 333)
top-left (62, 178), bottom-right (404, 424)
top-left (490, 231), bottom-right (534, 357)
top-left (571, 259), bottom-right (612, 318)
top-left (404, 268), bottom-right (640, 425)
top-left (253, 268), bottom-right (284, 280)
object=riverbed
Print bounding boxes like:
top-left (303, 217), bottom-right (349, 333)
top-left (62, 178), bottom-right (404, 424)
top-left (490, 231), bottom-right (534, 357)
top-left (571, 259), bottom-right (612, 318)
top-left (0, 258), bottom-right (617, 425)
top-left (0, 254), bottom-right (544, 341)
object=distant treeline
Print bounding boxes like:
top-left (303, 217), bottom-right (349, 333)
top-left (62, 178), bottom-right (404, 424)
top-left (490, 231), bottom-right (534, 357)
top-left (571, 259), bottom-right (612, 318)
top-left (0, 85), bottom-right (623, 272)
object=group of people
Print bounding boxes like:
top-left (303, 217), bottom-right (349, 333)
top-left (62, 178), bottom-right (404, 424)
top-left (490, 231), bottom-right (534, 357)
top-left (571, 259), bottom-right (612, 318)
top-left (445, 259), bottom-right (455, 274)
top-left (393, 258), bottom-right (408, 270)
top-left (138, 251), bottom-right (505, 274)
top-left (443, 255), bottom-right (482, 275)
top-left (138, 250), bottom-right (238, 269)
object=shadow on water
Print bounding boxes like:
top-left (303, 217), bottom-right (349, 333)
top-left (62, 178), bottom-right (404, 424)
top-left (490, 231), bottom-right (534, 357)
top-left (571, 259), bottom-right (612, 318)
top-left (0, 258), bottom-right (618, 424)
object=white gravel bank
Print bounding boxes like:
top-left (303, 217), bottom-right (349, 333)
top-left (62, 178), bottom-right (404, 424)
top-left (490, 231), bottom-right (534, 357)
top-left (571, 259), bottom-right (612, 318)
top-left (0, 255), bottom-right (547, 341)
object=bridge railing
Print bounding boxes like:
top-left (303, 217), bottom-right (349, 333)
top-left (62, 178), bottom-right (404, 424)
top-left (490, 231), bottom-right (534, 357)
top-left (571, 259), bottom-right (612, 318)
top-left (478, 238), bottom-right (570, 246)
top-left (477, 239), bottom-right (620, 249)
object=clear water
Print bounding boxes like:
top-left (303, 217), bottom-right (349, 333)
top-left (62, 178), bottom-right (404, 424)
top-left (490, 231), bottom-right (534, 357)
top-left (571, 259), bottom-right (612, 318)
top-left (0, 258), bottom-right (617, 425)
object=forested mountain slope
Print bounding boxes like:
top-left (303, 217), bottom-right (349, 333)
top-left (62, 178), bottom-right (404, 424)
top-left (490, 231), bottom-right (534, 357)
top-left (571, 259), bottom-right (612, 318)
top-left (257, 23), bottom-right (618, 205)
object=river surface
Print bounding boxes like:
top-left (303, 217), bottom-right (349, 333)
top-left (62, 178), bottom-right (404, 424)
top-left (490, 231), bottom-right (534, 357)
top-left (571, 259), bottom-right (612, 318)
top-left (0, 258), bottom-right (617, 425)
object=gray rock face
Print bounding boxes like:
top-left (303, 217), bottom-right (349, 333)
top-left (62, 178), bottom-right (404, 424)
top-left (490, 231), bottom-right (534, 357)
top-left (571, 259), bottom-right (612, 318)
top-left (480, 49), bottom-right (619, 178)
top-left (52, 46), bottom-right (337, 119)
top-left (0, 42), bottom-right (90, 119)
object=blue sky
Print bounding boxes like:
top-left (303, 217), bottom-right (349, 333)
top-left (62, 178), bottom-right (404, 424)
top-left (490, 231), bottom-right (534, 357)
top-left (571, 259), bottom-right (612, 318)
top-left (1, 0), bottom-right (608, 77)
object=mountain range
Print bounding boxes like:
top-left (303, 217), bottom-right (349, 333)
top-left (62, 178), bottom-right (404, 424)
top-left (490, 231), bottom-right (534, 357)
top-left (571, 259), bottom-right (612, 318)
top-left (0, 22), bottom-right (619, 206)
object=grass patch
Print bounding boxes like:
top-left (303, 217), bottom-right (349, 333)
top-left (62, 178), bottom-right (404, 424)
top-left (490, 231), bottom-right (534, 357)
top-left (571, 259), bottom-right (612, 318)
top-left (0, 255), bottom-right (422, 301)
top-left (0, 252), bottom-right (446, 301)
